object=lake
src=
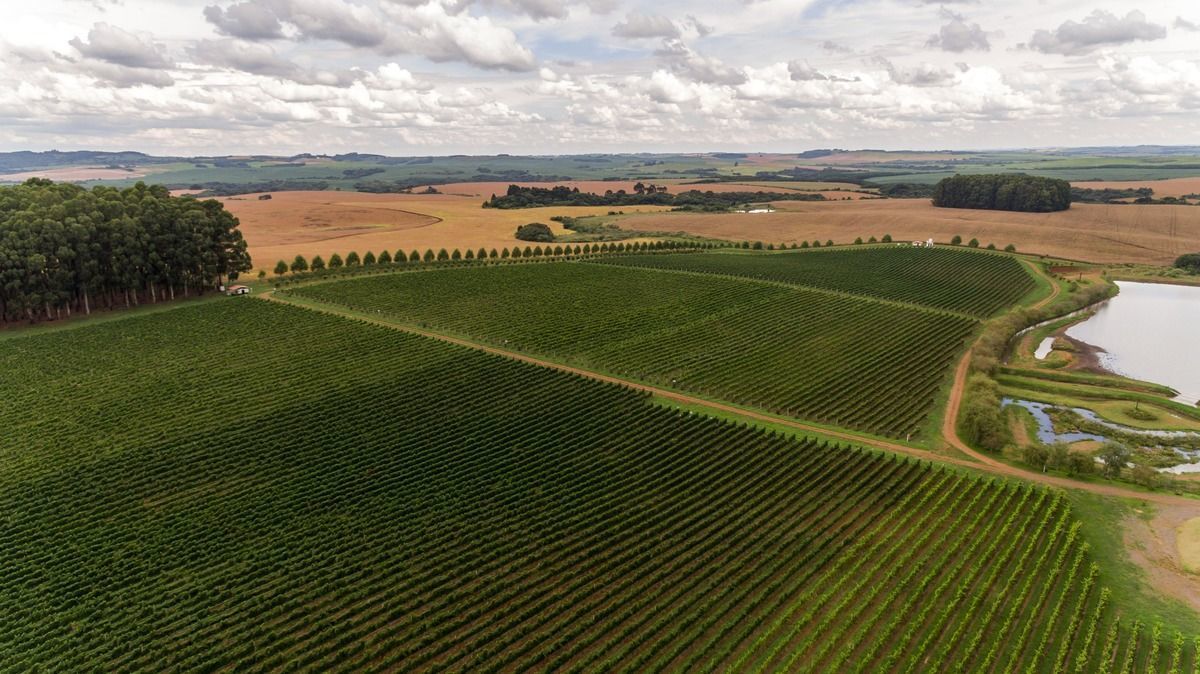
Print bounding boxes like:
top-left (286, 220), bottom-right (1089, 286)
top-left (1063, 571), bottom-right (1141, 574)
top-left (1067, 281), bottom-right (1200, 405)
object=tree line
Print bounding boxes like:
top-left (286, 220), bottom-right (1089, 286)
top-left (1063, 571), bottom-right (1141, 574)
top-left (932, 174), bottom-right (1071, 212)
top-left (483, 184), bottom-right (824, 210)
top-left (271, 240), bottom-right (719, 279)
top-left (0, 179), bottom-right (251, 324)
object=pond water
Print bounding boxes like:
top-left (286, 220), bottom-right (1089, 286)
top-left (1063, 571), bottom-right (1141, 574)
top-left (1033, 337), bottom-right (1055, 360)
top-left (1002, 397), bottom-right (1200, 473)
top-left (1066, 281), bottom-right (1200, 405)
top-left (1001, 399), bottom-right (1107, 444)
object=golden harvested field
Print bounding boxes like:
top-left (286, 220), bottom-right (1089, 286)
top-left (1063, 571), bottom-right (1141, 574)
top-left (1074, 178), bottom-right (1200, 198)
top-left (221, 190), bottom-right (672, 270)
top-left (0, 166), bottom-right (148, 182)
top-left (617, 199), bottom-right (1200, 265)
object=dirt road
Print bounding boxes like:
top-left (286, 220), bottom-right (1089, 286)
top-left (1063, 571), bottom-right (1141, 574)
top-left (939, 263), bottom-right (1200, 611)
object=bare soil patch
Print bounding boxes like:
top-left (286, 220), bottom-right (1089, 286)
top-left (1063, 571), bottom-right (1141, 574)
top-left (1125, 505), bottom-right (1200, 614)
top-left (617, 199), bottom-right (1200, 264)
top-left (1178, 517), bottom-right (1200, 573)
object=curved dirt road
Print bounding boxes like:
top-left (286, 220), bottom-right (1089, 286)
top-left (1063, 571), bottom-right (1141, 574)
top-left (939, 263), bottom-right (1200, 613)
top-left (941, 261), bottom-right (1195, 506)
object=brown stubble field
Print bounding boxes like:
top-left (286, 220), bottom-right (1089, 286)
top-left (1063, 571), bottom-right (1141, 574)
top-left (221, 189), bottom-right (674, 270)
top-left (223, 182), bottom-right (1200, 269)
top-left (1073, 178), bottom-right (1200, 199)
top-left (616, 199), bottom-right (1200, 265)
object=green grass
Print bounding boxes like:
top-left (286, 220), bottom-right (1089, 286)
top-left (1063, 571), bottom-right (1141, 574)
top-left (1, 297), bottom-right (1188, 671)
top-left (997, 373), bottom-right (1200, 422)
top-left (1001, 366), bottom-right (1179, 398)
top-left (0, 292), bottom-right (225, 342)
top-left (285, 260), bottom-right (977, 439)
top-left (1065, 492), bottom-right (1200, 635)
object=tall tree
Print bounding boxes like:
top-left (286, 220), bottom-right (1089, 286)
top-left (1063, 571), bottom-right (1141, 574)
top-left (0, 179), bottom-right (250, 323)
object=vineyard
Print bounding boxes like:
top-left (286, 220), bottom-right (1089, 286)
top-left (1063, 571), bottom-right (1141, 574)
top-left (593, 246), bottom-right (1036, 317)
top-left (286, 262), bottom-right (976, 438)
top-left (0, 299), bottom-right (1191, 672)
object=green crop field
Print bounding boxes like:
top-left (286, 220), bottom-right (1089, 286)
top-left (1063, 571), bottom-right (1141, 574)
top-left (595, 247), bottom-right (1035, 318)
top-left (286, 261), bottom-right (977, 438)
top-left (0, 299), bottom-right (1190, 672)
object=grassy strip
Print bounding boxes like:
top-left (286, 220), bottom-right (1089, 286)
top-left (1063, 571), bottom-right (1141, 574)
top-left (1000, 366), bottom-right (1178, 398)
top-left (997, 374), bottom-right (1200, 421)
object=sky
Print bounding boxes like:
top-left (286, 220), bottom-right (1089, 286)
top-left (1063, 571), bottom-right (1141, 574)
top-left (1, 0), bottom-right (1198, 155)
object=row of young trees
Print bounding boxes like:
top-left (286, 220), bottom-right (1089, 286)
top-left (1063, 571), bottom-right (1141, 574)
top-left (932, 174), bottom-right (1072, 213)
top-left (0, 179), bottom-right (251, 324)
top-left (272, 239), bottom-right (717, 276)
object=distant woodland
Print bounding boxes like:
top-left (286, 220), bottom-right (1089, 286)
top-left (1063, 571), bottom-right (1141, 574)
top-left (932, 174), bottom-right (1071, 212)
top-left (0, 179), bottom-right (251, 324)
top-left (483, 184), bottom-right (825, 210)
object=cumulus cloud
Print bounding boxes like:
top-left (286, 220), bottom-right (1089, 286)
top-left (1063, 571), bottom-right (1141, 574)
top-left (787, 60), bottom-right (827, 81)
top-left (203, 2), bottom-right (286, 40)
top-left (279, 0), bottom-right (389, 47)
top-left (77, 60), bottom-right (176, 87)
top-left (189, 39), bottom-right (358, 86)
top-left (7, 0), bottom-right (1200, 154)
top-left (927, 14), bottom-right (990, 52)
top-left (612, 12), bottom-right (679, 39)
top-left (873, 57), bottom-right (956, 87)
top-left (1175, 17), bottom-right (1199, 32)
top-left (787, 60), bottom-right (859, 83)
top-left (1029, 10), bottom-right (1166, 55)
top-left (202, 0), bottom-right (535, 71)
top-left (190, 39), bottom-right (297, 78)
top-left (386, 2), bottom-right (536, 71)
top-left (393, 0), bottom-right (617, 20)
top-left (69, 22), bottom-right (172, 69)
top-left (1098, 53), bottom-right (1200, 103)
top-left (684, 15), bottom-right (713, 37)
top-left (656, 39), bottom-right (746, 85)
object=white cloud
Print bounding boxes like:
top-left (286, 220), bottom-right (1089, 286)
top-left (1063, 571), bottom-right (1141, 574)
top-left (656, 39), bottom-right (746, 85)
top-left (874, 58), bottom-right (956, 87)
top-left (927, 14), bottom-right (990, 52)
top-left (612, 12), bottom-right (679, 39)
top-left (204, 2), bottom-right (286, 40)
top-left (2, 0), bottom-right (1199, 154)
top-left (69, 22), bottom-right (172, 69)
top-left (386, 2), bottom-right (535, 71)
top-left (1029, 10), bottom-right (1166, 55)
top-left (1098, 53), bottom-right (1200, 108)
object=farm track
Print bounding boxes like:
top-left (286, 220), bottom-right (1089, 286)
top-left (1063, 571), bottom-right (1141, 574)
top-left (264, 286), bottom-right (1198, 507)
